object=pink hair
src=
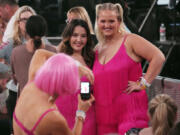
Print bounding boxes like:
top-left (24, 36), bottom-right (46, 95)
top-left (34, 53), bottom-right (80, 96)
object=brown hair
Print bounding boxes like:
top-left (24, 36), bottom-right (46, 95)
top-left (59, 19), bottom-right (94, 68)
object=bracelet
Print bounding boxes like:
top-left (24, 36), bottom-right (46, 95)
top-left (76, 116), bottom-right (84, 122)
top-left (140, 77), bottom-right (151, 88)
top-left (136, 81), bottom-right (146, 90)
top-left (76, 110), bottom-right (86, 121)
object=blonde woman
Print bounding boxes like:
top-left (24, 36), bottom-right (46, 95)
top-left (12, 6), bottom-right (36, 47)
top-left (0, 6), bottom-right (36, 64)
top-left (139, 94), bottom-right (177, 135)
top-left (93, 3), bottom-right (165, 135)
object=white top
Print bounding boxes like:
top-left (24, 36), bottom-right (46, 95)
top-left (6, 79), bottom-right (18, 92)
top-left (2, 14), bottom-right (16, 43)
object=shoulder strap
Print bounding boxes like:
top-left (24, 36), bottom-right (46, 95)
top-left (31, 108), bottom-right (57, 132)
top-left (121, 34), bottom-right (128, 45)
top-left (13, 112), bottom-right (33, 135)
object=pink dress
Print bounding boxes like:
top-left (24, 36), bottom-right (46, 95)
top-left (55, 76), bottom-right (96, 135)
top-left (93, 36), bottom-right (149, 135)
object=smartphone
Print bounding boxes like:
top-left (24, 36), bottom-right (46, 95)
top-left (80, 82), bottom-right (91, 100)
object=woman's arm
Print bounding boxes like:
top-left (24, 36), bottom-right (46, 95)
top-left (78, 64), bottom-right (94, 84)
top-left (72, 94), bottom-right (94, 135)
top-left (29, 49), bottom-right (94, 84)
top-left (48, 95), bottom-right (95, 135)
top-left (125, 34), bottom-right (165, 93)
top-left (28, 49), bottom-right (56, 81)
top-left (130, 34), bottom-right (165, 83)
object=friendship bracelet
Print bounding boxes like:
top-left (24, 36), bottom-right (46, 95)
top-left (136, 81), bottom-right (146, 90)
top-left (76, 110), bottom-right (86, 121)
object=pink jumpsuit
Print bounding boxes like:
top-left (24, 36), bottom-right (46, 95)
top-left (93, 36), bottom-right (149, 135)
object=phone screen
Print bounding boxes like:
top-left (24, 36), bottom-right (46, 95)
top-left (80, 82), bottom-right (90, 100)
top-left (81, 82), bottom-right (90, 93)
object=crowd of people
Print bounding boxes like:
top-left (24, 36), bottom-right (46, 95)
top-left (0, 0), bottom-right (180, 135)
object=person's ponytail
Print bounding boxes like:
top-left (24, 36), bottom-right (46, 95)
top-left (152, 103), bottom-right (170, 135)
top-left (149, 94), bottom-right (177, 135)
top-left (33, 36), bottom-right (42, 49)
top-left (26, 15), bottom-right (47, 50)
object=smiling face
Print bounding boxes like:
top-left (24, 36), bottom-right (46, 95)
top-left (97, 10), bottom-right (120, 38)
top-left (70, 25), bottom-right (87, 53)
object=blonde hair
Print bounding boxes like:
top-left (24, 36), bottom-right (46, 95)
top-left (149, 94), bottom-right (177, 135)
top-left (95, 3), bottom-right (126, 43)
top-left (13, 5), bottom-right (36, 47)
top-left (67, 6), bottom-right (94, 34)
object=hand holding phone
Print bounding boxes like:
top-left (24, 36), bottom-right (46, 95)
top-left (80, 82), bottom-right (91, 100)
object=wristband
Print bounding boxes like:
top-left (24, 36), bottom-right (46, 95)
top-left (76, 110), bottom-right (86, 121)
top-left (140, 77), bottom-right (151, 88)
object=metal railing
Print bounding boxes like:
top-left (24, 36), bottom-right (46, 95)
top-left (147, 75), bottom-right (180, 121)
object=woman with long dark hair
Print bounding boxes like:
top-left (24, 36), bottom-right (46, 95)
top-left (56, 19), bottom-right (96, 135)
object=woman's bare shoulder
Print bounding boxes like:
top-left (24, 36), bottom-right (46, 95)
top-left (39, 110), bottom-right (72, 135)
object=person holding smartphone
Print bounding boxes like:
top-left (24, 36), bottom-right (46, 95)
top-left (56, 19), bottom-right (96, 135)
top-left (13, 53), bottom-right (95, 135)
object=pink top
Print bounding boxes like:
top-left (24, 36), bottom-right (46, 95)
top-left (93, 35), bottom-right (148, 134)
top-left (13, 108), bottom-right (57, 135)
